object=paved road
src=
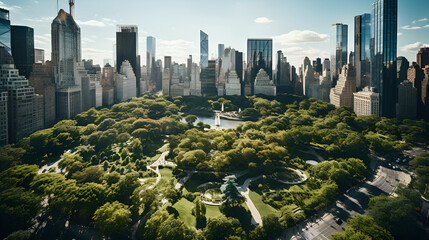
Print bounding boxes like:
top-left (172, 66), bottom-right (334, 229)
top-left (282, 164), bottom-right (411, 240)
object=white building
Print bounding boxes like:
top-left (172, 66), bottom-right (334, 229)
top-left (254, 69), bottom-right (276, 96)
top-left (353, 87), bottom-right (380, 116)
top-left (115, 60), bottom-right (136, 102)
top-left (190, 63), bottom-right (201, 96)
top-left (225, 70), bottom-right (241, 96)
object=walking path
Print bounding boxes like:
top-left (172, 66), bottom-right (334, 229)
top-left (38, 149), bottom-right (75, 174)
top-left (271, 168), bottom-right (308, 185)
top-left (145, 151), bottom-right (171, 190)
top-left (237, 176), bottom-right (263, 226)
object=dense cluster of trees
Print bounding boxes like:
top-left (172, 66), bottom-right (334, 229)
top-left (0, 93), bottom-right (428, 239)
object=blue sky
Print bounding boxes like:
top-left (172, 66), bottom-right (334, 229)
top-left (2, 0), bottom-right (429, 68)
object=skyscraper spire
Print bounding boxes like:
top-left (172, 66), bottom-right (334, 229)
top-left (69, 0), bottom-right (75, 18)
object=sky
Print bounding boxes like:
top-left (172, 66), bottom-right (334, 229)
top-left (2, 0), bottom-right (429, 68)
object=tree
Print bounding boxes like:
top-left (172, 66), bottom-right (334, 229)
top-left (410, 152), bottom-right (429, 198)
top-left (192, 200), bottom-right (207, 229)
top-left (220, 176), bottom-right (244, 208)
top-left (71, 165), bottom-right (104, 183)
top-left (331, 215), bottom-right (393, 240)
top-left (4, 230), bottom-right (31, 240)
top-left (261, 215), bottom-right (283, 240)
top-left (93, 201), bottom-right (132, 237)
top-left (185, 115), bottom-right (197, 127)
top-left (203, 216), bottom-right (246, 240)
top-left (0, 188), bottom-right (41, 239)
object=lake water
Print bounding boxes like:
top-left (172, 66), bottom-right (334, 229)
top-left (183, 116), bottom-right (246, 129)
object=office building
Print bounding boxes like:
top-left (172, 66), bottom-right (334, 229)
top-left (330, 65), bottom-right (356, 108)
top-left (276, 50), bottom-right (292, 93)
top-left (218, 44), bottom-right (224, 59)
top-left (115, 60), bottom-right (136, 102)
top-left (417, 47), bottom-right (429, 68)
top-left (11, 26), bottom-right (35, 79)
top-left (396, 80), bottom-right (417, 119)
top-left (34, 49), bottom-right (45, 63)
top-left (190, 63), bottom-right (201, 96)
top-left (0, 47), bottom-right (42, 144)
top-left (254, 69), bottom-right (276, 96)
top-left (28, 62), bottom-right (56, 127)
top-left (164, 56), bottom-right (172, 71)
top-left (146, 36), bottom-right (156, 71)
top-left (51, 4), bottom-right (82, 120)
top-left (246, 39), bottom-right (272, 95)
top-left (201, 60), bottom-right (216, 96)
top-left (116, 25), bottom-right (140, 96)
top-left (354, 14), bottom-right (371, 89)
top-left (101, 63), bottom-right (115, 106)
top-left (353, 87), bottom-right (380, 116)
top-left (397, 56), bottom-right (409, 83)
top-left (200, 30), bottom-right (209, 69)
top-left (225, 70), bottom-right (241, 96)
top-left (0, 8), bottom-right (11, 54)
top-left (407, 63), bottom-right (426, 119)
top-left (331, 23), bottom-right (348, 87)
top-left (372, 0), bottom-right (398, 118)
top-left (162, 68), bottom-right (171, 96)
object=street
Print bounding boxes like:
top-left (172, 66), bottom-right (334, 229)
top-left (282, 162), bottom-right (411, 240)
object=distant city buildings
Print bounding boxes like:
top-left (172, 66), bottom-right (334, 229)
top-left (115, 60), bottom-right (136, 102)
top-left (417, 47), bottom-right (429, 68)
top-left (396, 80), bottom-right (417, 119)
top-left (34, 48), bottom-right (45, 63)
top-left (254, 69), bottom-right (276, 96)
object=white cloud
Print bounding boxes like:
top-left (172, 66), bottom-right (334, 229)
top-left (401, 25), bottom-right (421, 30)
top-left (24, 16), bottom-right (54, 23)
top-left (157, 39), bottom-right (198, 63)
top-left (254, 17), bottom-right (273, 24)
top-left (400, 42), bottom-right (429, 53)
top-left (273, 30), bottom-right (329, 45)
top-left (101, 18), bottom-right (117, 26)
top-left (398, 32), bottom-right (403, 36)
top-left (281, 46), bottom-right (329, 67)
top-left (82, 37), bottom-right (95, 44)
top-left (34, 34), bottom-right (50, 45)
top-left (76, 20), bottom-right (106, 27)
top-left (417, 18), bottom-right (428, 22)
top-left (424, 25), bottom-right (429, 28)
top-left (0, 1), bottom-right (22, 11)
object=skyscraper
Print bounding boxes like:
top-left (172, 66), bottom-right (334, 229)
top-left (372, 0), bottom-right (398, 118)
top-left (164, 56), bottom-right (172, 70)
top-left (218, 44), bottom-right (225, 59)
top-left (355, 13), bottom-right (371, 90)
top-left (246, 39), bottom-right (273, 95)
top-left (0, 8), bottom-right (11, 54)
top-left (116, 25), bottom-right (140, 96)
top-left (200, 30), bottom-right (208, 69)
top-left (34, 48), bottom-right (45, 63)
top-left (417, 47), bottom-right (429, 68)
top-left (330, 64), bottom-right (356, 109)
top-left (201, 60), bottom-right (216, 96)
top-left (396, 80), bottom-right (417, 119)
top-left (331, 23), bottom-right (348, 87)
top-left (51, 3), bottom-right (82, 120)
top-left (11, 26), bottom-right (35, 79)
top-left (397, 56), bottom-right (409, 83)
top-left (146, 36), bottom-right (156, 88)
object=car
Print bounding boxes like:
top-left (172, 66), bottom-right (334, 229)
top-left (335, 218), bottom-right (342, 225)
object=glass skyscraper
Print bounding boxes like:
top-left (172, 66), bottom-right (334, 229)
top-left (0, 8), bottom-right (11, 55)
top-left (372, 0), bottom-right (398, 118)
top-left (11, 26), bottom-right (35, 79)
top-left (355, 13), bottom-right (371, 90)
top-left (200, 30), bottom-right (208, 69)
top-left (246, 39), bottom-right (272, 95)
top-left (146, 36), bottom-right (156, 72)
top-left (218, 44), bottom-right (224, 59)
top-left (330, 23), bottom-right (348, 87)
top-left (116, 25), bottom-right (140, 96)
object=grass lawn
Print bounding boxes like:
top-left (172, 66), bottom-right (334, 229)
top-left (158, 142), bottom-right (169, 153)
top-left (159, 167), bottom-right (174, 180)
top-left (205, 205), bottom-right (222, 219)
top-left (248, 190), bottom-right (279, 217)
top-left (173, 198), bottom-right (196, 227)
top-left (148, 153), bottom-right (162, 164)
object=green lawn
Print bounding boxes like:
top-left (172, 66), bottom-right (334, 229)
top-left (158, 142), bottom-right (169, 153)
top-left (173, 198), bottom-right (196, 227)
top-left (159, 167), bottom-right (174, 180)
top-left (248, 190), bottom-right (279, 217)
top-left (205, 205), bottom-right (222, 219)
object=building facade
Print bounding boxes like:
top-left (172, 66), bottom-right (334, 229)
top-left (396, 80), bottom-right (417, 119)
top-left (331, 23), bottom-right (348, 87)
top-left (330, 65), bottom-right (356, 108)
top-left (225, 70), bottom-right (241, 96)
top-left (200, 30), bottom-right (208, 69)
top-left (354, 14), bottom-right (371, 90)
top-left (201, 60), bottom-right (216, 96)
top-left (116, 25), bottom-right (140, 96)
top-left (115, 60), bottom-right (136, 102)
top-left (0, 8), bottom-right (11, 54)
top-left (417, 47), bottom-right (429, 68)
top-left (353, 87), bottom-right (380, 116)
top-left (246, 39), bottom-right (272, 95)
top-left (254, 69), bottom-right (276, 96)
top-left (11, 26), bottom-right (34, 79)
top-left (372, 0), bottom-right (398, 118)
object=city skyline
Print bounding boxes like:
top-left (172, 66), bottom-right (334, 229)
top-left (3, 0), bottom-right (429, 67)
